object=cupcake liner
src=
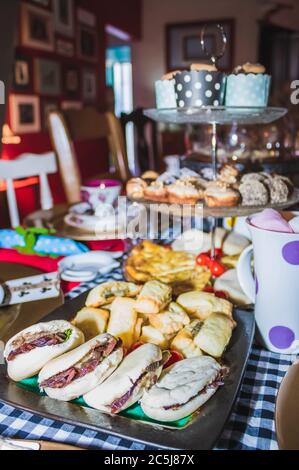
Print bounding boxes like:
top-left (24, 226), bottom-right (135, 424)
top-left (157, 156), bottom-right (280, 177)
top-left (225, 74), bottom-right (271, 107)
top-left (155, 79), bottom-right (177, 109)
top-left (174, 71), bottom-right (226, 108)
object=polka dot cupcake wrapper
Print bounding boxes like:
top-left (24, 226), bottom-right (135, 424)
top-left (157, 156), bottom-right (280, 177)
top-left (174, 71), bottom-right (226, 108)
top-left (225, 74), bottom-right (271, 107)
top-left (155, 80), bottom-right (177, 109)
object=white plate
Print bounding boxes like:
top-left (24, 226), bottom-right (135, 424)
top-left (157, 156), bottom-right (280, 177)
top-left (58, 252), bottom-right (121, 282)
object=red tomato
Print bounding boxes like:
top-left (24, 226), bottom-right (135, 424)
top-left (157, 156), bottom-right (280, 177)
top-left (215, 290), bottom-right (229, 300)
top-left (210, 260), bottom-right (226, 277)
top-left (196, 253), bottom-right (211, 267)
top-left (164, 350), bottom-right (184, 368)
top-left (209, 248), bottom-right (223, 259)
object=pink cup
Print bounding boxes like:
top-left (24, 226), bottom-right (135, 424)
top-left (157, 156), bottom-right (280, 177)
top-left (81, 179), bottom-right (122, 210)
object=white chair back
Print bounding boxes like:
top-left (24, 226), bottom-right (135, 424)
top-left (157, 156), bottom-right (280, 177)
top-left (0, 152), bottom-right (57, 228)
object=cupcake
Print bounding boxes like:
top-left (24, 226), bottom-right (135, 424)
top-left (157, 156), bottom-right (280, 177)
top-left (126, 178), bottom-right (147, 200)
top-left (144, 181), bottom-right (168, 202)
top-left (174, 63), bottom-right (226, 108)
top-left (155, 71), bottom-right (179, 109)
top-left (167, 180), bottom-right (203, 204)
top-left (219, 164), bottom-right (239, 185)
top-left (204, 182), bottom-right (240, 207)
top-left (225, 63), bottom-right (271, 107)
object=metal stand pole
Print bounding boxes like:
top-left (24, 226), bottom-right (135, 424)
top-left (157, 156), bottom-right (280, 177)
top-left (210, 122), bottom-right (218, 258)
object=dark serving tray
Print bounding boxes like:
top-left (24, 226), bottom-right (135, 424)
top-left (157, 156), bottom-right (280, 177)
top-left (0, 292), bottom-right (255, 450)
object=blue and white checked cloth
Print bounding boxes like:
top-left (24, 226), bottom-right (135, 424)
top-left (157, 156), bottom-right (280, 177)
top-left (0, 266), bottom-right (295, 450)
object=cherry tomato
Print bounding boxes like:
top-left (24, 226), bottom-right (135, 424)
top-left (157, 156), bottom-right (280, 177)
top-left (127, 342), bottom-right (144, 355)
top-left (209, 248), bottom-right (223, 259)
top-left (215, 290), bottom-right (229, 300)
top-left (210, 260), bottom-right (226, 277)
top-left (196, 253), bottom-right (211, 267)
top-left (203, 286), bottom-right (214, 294)
top-left (164, 350), bottom-right (184, 368)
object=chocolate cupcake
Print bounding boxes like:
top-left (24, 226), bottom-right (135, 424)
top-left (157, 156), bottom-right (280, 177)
top-left (225, 63), bottom-right (271, 107)
top-left (174, 64), bottom-right (226, 108)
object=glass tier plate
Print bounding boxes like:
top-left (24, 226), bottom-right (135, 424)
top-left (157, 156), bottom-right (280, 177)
top-left (144, 106), bottom-right (288, 125)
top-left (128, 188), bottom-right (299, 219)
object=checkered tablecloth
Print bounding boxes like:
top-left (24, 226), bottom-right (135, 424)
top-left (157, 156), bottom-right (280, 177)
top-left (0, 267), bottom-right (296, 450)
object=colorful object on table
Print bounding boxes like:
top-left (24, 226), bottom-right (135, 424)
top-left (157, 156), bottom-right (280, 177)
top-left (225, 73), bottom-right (271, 107)
top-left (0, 229), bottom-right (89, 257)
top-left (250, 209), bottom-right (293, 233)
top-left (196, 250), bottom-right (226, 278)
top-left (81, 179), bottom-right (122, 210)
top-left (0, 272), bottom-right (60, 307)
top-left (237, 215), bottom-right (299, 354)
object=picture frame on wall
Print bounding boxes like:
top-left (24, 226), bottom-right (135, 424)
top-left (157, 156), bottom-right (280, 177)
top-left (78, 25), bottom-right (98, 62)
top-left (21, 3), bottom-right (54, 51)
top-left (35, 58), bottom-right (61, 96)
top-left (166, 19), bottom-right (235, 72)
top-left (10, 95), bottom-right (41, 134)
top-left (42, 100), bottom-right (59, 130)
top-left (53, 0), bottom-right (74, 37)
top-left (82, 69), bottom-right (97, 102)
top-left (77, 8), bottom-right (96, 28)
top-left (64, 66), bottom-right (80, 97)
top-left (56, 39), bottom-right (74, 57)
top-left (13, 55), bottom-right (33, 92)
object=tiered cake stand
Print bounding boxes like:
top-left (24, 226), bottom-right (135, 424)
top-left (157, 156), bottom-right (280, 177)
top-left (143, 106), bottom-right (299, 256)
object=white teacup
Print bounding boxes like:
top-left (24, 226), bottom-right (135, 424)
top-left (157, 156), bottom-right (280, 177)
top-left (237, 216), bottom-right (299, 354)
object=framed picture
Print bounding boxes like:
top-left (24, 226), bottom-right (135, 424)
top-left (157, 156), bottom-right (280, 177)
top-left (35, 58), bottom-right (61, 96)
top-left (61, 101), bottom-right (82, 110)
top-left (56, 39), bottom-right (74, 57)
top-left (166, 19), bottom-right (235, 72)
top-left (10, 95), bottom-right (41, 134)
top-left (21, 3), bottom-right (54, 51)
top-left (13, 55), bottom-right (33, 92)
top-left (77, 8), bottom-right (96, 28)
top-left (42, 100), bottom-right (59, 129)
top-left (53, 0), bottom-right (74, 37)
top-left (82, 69), bottom-right (97, 102)
top-left (78, 25), bottom-right (98, 62)
top-left (63, 66), bottom-right (80, 96)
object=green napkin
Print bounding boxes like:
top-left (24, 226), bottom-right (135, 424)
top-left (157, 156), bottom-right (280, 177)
top-left (18, 376), bottom-right (192, 430)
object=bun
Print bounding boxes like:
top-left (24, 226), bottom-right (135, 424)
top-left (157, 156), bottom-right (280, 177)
top-left (107, 298), bottom-right (137, 349)
top-left (86, 281), bottom-right (141, 308)
top-left (39, 334), bottom-right (123, 401)
top-left (84, 343), bottom-right (163, 413)
top-left (190, 63), bottom-right (217, 72)
top-left (5, 320), bottom-right (84, 382)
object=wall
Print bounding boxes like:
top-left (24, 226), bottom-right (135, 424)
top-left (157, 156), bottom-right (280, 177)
top-left (132, 0), bottom-right (299, 108)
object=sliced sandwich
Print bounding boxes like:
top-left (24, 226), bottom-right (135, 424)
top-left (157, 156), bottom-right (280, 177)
top-left (38, 333), bottom-right (123, 401)
top-left (4, 320), bottom-right (84, 382)
top-left (84, 343), bottom-right (163, 413)
top-left (140, 356), bottom-right (227, 422)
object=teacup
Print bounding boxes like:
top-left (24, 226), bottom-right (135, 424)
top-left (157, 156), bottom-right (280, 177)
top-left (81, 179), bottom-right (122, 210)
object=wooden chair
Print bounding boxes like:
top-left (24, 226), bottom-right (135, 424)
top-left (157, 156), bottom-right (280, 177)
top-left (48, 108), bottom-right (131, 204)
top-left (120, 108), bottom-right (160, 173)
top-left (0, 152), bottom-right (57, 228)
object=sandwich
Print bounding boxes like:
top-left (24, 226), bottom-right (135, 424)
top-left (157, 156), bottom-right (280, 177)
top-left (140, 356), bottom-right (227, 422)
top-left (38, 333), bottom-right (123, 401)
top-left (4, 320), bottom-right (84, 382)
top-left (176, 291), bottom-right (233, 321)
top-left (84, 343), bottom-right (163, 413)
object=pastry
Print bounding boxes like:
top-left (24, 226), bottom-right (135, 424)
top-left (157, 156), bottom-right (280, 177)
top-left (240, 173), bottom-right (266, 184)
top-left (135, 280), bottom-right (172, 314)
top-left (141, 171), bottom-right (159, 182)
top-left (264, 176), bottom-right (290, 204)
top-left (190, 63), bottom-right (217, 72)
top-left (172, 227), bottom-right (227, 254)
top-left (222, 231), bottom-right (250, 256)
top-left (239, 180), bottom-right (269, 206)
top-left (219, 164), bottom-right (239, 185)
top-left (214, 269), bottom-right (252, 305)
top-left (149, 302), bottom-right (190, 336)
top-left (161, 70), bottom-right (181, 80)
top-left (234, 63), bottom-right (266, 74)
top-left (167, 180), bottom-right (203, 204)
top-left (126, 178), bottom-right (147, 200)
top-left (85, 281), bottom-right (141, 308)
top-left (176, 291), bottom-right (233, 321)
top-left (194, 313), bottom-right (234, 358)
top-left (144, 181), bottom-right (168, 202)
top-left (140, 325), bottom-right (170, 350)
top-left (107, 298), bottom-right (137, 349)
top-left (71, 307), bottom-right (109, 341)
top-left (204, 182), bottom-right (240, 207)
top-left (171, 320), bottom-right (203, 358)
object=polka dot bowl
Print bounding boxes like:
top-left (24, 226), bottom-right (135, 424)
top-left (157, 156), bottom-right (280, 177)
top-left (174, 70), bottom-right (226, 108)
top-left (225, 73), bottom-right (271, 107)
